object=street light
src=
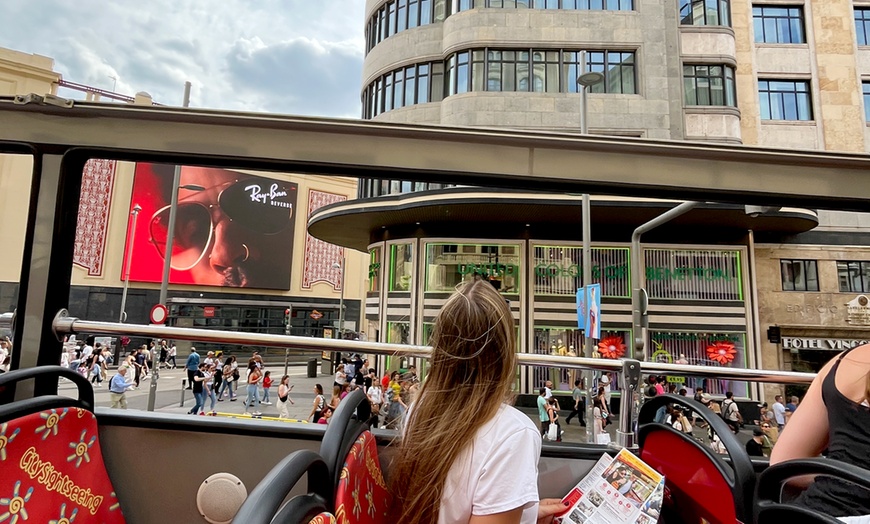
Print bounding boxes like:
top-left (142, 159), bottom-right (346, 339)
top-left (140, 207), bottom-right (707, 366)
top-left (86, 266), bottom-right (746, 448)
top-left (577, 51), bottom-right (605, 445)
top-left (119, 204), bottom-right (141, 323)
top-left (147, 80), bottom-right (193, 413)
top-left (332, 259), bottom-right (346, 337)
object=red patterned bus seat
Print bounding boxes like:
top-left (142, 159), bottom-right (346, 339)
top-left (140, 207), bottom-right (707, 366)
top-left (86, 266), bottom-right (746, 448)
top-left (0, 408), bottom-right (125, 523)
top-left (333, 431), bottom-right (390, 524)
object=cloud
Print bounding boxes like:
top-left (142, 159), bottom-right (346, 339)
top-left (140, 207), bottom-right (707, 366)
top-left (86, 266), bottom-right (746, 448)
top-left (226, 37), bottom-right (364, 117)
top-left (0, 0), bottom-right (366, 117)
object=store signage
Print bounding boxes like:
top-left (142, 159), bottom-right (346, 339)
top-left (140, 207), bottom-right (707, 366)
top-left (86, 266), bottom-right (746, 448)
top-left (846, 295), bottom-right (870, 325)
top-left (458, 263), bottom-right (519, 277)
top-left (781, 337), bottom-right (870, 351)
top-left (203, 306), bottom-right (215, 318)
top-left (368, 262), bottom-right (381, 279)
top-left (310, 310), bottom-right (324, 320)
top-left (533, 263), bottom-right (734, 282)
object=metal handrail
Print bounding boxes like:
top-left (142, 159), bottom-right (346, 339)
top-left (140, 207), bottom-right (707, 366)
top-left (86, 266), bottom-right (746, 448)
top-left (53, 312), bottom-right (815, 385)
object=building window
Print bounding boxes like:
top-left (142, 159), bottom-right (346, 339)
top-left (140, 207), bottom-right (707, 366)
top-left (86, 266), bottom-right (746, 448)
top-left (856, 8), bottom-right (870, 46)
top-left (364, 48), bottom-right (637, 117)
top-left (424, 242), bottom-right (521, 293)
top-left (758, 80), bottom-right (812, 120)
top-left (683, 64), bottom-right (737, 107)
top-left (564, 51), bottom-right (636, 94)
top-left (680, 0), bottom-right (731, 26)
top-left (389, 243), bottom-right (414, 292)
top-left (781, 259), bottom-right (819, 291)
top-left (838, 261), bottom-right (870, 292)
top-left (864, 82), bottom-right (870, 122)
top-left (753, 5), bottom-right (805, 43)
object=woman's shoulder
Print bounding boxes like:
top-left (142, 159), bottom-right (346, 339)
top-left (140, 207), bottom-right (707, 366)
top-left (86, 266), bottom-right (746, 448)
top-left (492, 404), bottom-right (540, 436)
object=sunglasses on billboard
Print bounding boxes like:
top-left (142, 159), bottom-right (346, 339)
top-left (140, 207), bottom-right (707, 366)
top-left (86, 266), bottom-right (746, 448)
top-left (149, 179), bottom-right (294, 270)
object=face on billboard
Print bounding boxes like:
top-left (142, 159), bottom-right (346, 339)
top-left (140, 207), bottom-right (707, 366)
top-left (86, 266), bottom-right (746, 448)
top-left (124, 164), bottom-right (297, 290)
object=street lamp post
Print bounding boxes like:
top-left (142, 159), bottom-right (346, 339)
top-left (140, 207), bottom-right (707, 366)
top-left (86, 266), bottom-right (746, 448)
top-left (147, 81), bottom-right (193, 413)
top-left (577, 51), bottom-right (605, 444)
top-left (332, 259), bottom-right (346, 337)
top-left (119, 204), bottom-right (141, 323)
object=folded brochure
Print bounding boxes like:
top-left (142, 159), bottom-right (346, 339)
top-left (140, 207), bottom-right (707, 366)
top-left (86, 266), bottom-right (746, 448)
top-left (558, 448), bottom-right (664, 524)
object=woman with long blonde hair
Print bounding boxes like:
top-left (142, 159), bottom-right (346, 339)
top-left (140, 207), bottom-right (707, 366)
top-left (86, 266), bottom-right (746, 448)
top-left (388, 278), bottom-right (564, 524)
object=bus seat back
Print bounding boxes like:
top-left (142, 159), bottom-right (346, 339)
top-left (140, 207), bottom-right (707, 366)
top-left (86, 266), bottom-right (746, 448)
top-left (0, 408), bottom-right (125, 523)
top-left (639, 426), bottom-right (736, 524)
top-left (334, 430), bottom-right (391, 523)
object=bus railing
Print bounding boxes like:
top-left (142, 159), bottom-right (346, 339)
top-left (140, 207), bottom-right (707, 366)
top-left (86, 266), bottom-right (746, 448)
top-left (50, 310), bottom-right (815, 448)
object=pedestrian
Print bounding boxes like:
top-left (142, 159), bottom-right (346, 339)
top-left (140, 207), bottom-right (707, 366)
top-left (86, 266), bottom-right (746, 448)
top-left (546, 397), bottom-right (562, 442)
top-left (537, 387), bottom-right (550, 438)
top-left (745, 428), bottom-right (765, 457)
top-left (109, 366), bottom-right (132, 409)
top-left (218, 356), bottom-right (236, 401)
top-left (212, 351), bottom-right (223, 395)
top-left (772, 394), bottom-right (787, 430)
top-left (565, 379), bottom-right (585, 426)
top-left (188, 363), bottom-right (206, 415)
top-left (367, 380), bottom-right (383, 425)
top-left (309, 384), bottom-right (326, 423)
top-left (721, 391), bottom-right (742, 434)
top-left (90, 358), bottom-right (103, 386)
top-left (203, 364), bottom-right (218, 415)
top-left (243, 361), bottom-right (262, 416)
top-left (167, 343), bottom-right (177, 369)
top-left (186, 347), bottom-right (200, 390)
top-left (159, 340), bottom-right (168, 369)
top-left (785, 395), bottom-right (800, 424)
top-left (334, 363), bottom-right (347, 388)
top-left (261, 370), bottom-right (273, 405)
top-left (276, 375), bottom-right (294, 419)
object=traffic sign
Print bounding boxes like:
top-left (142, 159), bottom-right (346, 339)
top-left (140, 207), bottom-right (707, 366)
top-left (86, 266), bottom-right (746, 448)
top-left (150, 304), bottom-right (168, 324)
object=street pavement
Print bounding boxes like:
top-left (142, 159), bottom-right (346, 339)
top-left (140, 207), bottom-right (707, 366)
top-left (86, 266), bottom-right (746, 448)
top-left (57, 364), bottom-right (753, 448)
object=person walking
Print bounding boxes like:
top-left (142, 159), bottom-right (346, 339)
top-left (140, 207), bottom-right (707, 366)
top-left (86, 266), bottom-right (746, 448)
top-left (167, 343), bottom-right (177, 369)
top-left (308, 384), bottom-right (326, 423)
top-left (188, 363), bottom-right (207, 415)
top-left (90, 357), bottom-right (103, 386)
top-left (109, 366), bottom-right (132, 409)
top-left (537, 387), bottom-right (550, 438)
top-left (218, 356), bottom-right (237, 401)
top-left (276, 375), bottom-right (294, 419)
top-left (186, 347), bottom-right (200, 390)
top-left (565, 379), bottom-right (586, 426)
top-left (243, 361), bottom-right (262, 416)
top-left (203, 364), bottom-right (218, 415)
top-left (721, 391), bottom-right (742, 434)
top-left (261, 370), bottom-right (273, 405)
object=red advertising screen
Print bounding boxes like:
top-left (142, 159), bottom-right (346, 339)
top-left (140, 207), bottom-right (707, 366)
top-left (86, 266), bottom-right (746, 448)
top-left (122, 164), bottom-right (297, 290)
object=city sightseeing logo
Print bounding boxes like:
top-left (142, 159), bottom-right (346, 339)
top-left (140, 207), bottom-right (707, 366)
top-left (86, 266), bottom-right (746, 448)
top-left (245, 184), bottom-right (292, 209)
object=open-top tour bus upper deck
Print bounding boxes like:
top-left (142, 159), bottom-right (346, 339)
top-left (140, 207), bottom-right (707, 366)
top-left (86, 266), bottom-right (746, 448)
top-left (0, 96), bottom-right (868, 523)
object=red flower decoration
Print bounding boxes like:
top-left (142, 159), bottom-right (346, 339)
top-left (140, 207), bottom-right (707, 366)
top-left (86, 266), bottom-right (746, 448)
top-left (706, 341), bottom-right (736, 365)
top-left (598, 336), bottom-right (626, 359)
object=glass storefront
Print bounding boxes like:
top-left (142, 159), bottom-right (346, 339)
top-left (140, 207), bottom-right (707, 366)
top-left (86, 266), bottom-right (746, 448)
top-left (369, 246), bottom-right (382, 292)
top-left (532, 245), bottom-right (630, 297)
top-left (649, 331), bottom-right (748, 397)
top-left (390, 243), bottom-right (414, 292)
top-left (425, 242), bottom-right (522, 293)
top-left (532, 328), bottom-right (629, 392)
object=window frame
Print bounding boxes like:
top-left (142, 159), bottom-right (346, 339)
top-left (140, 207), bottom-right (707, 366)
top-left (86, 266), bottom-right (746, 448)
top-left (780, 259), bottom-right (819, 292)
top-left (683, 64), bottom-right (737, 107)
top-left (758, 79), bottom-right (813, 121)
top-left (837, 261), bottom-right (870, 293)
top-left (752, 5), bottom-right (806, 44)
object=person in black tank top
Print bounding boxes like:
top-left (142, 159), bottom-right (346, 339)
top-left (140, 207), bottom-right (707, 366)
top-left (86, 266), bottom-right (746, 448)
top-left (771, 345), bottom-right (870, 518)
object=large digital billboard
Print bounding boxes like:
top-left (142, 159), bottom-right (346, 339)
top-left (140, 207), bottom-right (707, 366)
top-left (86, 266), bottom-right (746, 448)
top-left (122, 164), bottom-right (297, 290)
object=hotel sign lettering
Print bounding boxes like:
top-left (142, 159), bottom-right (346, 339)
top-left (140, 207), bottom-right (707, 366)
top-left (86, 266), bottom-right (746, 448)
top-left (781, 337), bottom-right (870, 351)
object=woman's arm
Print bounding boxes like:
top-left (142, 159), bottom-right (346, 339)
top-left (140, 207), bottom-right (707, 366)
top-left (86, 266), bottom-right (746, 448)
top-left (468, 507), bottom-right (524, 524)
top-left (770, 356), bottom-right (834, 465)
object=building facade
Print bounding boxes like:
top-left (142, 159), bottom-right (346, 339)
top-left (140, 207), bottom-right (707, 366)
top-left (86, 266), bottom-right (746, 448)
top-left (0, 47), bottom-right (368, 358)
top-left (309, 0), bottom-right (870, 397)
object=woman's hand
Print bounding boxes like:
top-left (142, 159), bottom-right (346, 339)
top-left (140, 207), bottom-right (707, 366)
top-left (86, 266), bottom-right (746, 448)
top-left (537, 499), bottom-right (568, 524)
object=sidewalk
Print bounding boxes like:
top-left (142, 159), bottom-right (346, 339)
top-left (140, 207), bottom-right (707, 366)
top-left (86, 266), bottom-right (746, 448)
top-left (59, 365), bottom-right (750, 446)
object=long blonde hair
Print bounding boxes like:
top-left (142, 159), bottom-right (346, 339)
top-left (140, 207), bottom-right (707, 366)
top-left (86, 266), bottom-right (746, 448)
top-left (388, 278), bottom-right (517, 523)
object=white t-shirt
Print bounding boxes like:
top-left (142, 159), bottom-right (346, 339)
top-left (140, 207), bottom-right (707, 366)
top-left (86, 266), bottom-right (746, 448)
top-left (81, 345), bottom-right (94, 360)
top-left (544, 386), bottom-right (553, 399)
top-left (368, 386), bottom-right (383, 404)
top-left (438, 404), bottom-right (541, 524)
top-left (772, 402), bottom-right (786, 425)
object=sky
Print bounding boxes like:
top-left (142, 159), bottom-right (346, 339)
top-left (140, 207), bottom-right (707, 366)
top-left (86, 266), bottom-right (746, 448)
top-left (0, 0), bottom-right (367, 118)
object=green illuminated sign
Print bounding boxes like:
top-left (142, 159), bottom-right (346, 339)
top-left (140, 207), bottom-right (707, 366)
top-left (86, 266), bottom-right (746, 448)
top-left (532, 263), bottom-right (734, 282)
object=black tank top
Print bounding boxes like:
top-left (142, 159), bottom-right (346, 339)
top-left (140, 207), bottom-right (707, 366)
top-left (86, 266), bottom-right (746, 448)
top-left (796, 347), bottom-right (870, 516)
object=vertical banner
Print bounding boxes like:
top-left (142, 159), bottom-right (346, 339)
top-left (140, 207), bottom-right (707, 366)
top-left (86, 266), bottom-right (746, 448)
top-left (576, 286), bottom-right (586, 330)
top-left (586, 284), bottom-right (601, 340)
